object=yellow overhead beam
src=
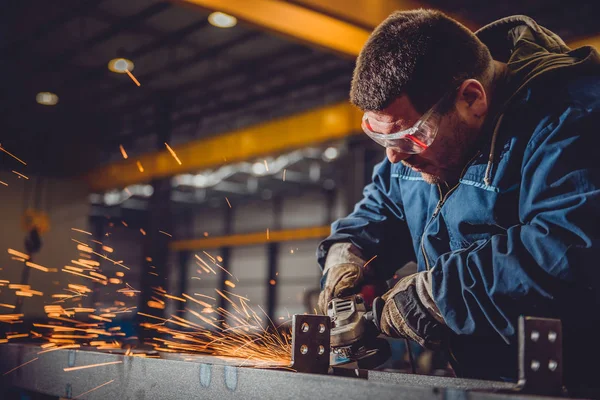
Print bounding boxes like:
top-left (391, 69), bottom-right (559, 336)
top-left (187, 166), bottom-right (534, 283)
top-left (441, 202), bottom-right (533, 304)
top-left (85, 102), bottom-right (362, 191)
top-left (178, 0), bottom-right (598, 57)
top-left (176, 0), bottom-right (376, 57)
top-left (170, 225), bottom-right (331, 251)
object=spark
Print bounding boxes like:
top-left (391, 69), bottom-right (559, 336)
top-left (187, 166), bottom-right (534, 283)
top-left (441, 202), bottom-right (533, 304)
top-left (3, 357), bottom-right (38, 376)
top-left (0, 145), bottom-right (27, 165)
top-left (12, 170), bottom-right (28, 179)
top-left (62, 268), bottom-right (106, 283)
top-left (266, 228), bottom-right (270, 240)
top-left (363, 255), bottom-right (378, 269)
top-left (16, 291), bottom-right (33, 297)
top-left (7, 249), bottom-right (29, 260)
top-left (6, 333), bottom-right (29, 339)
top-left (71, 228), bottom-right (92, 235)
top-left (0, 303), bottom-right (15, 309)
top-left (224, 280), bottom-right (235, 288)
top-left (64, 360), bottom-right (123, 372)
top-left (121, 220), bottom-right (128, 227)
top-left (140, 228), bottom-right (146, 236)
top-left (225, 197), bottom-right (232, 208)
top-left (70, 239), bottom-right (130, 270)
top-left (64, 266), bottom-right (84, 273)
top-left (102, 245), bottom-right (114, 253)
top-left (264, 159), bottom-right (269, 171)
top-left (89, 272), bottom-right (107, 281)
top-left (125, 69), bottom-right (141, 86)
top-left (159, 230), bottom-right (172, 237)
top-left (73, 379), bottom-right (115, 399)
top-left (9, 284), bottom-right (30, 289)
top-left (283, 169), bottom-right (286, 181)
top-left (37, 344), bottom-right (80, 354)
top-left (195, 255), bottom-right (216, 274)
top-left (193, 293), bottom-right (216, 301)
top-left (165, 143), bottom-right (182, 165)
top-left (0, 180), bottom-right (7, 186)
top-left (25, 261), bottom-right (49, 272)
top-left (164, 294), bottom-right (186, 302)
top-left (119, 144), bottom-right (128, 159)
top-left (269, 279), bottom-right (276, 286)
top-left (147, 301), bottom-right (165, 309)
top-left (137, 161), bottom-right (144, 172)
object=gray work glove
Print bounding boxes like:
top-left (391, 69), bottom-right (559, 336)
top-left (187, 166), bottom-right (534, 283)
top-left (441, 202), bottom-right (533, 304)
top-left (379, 271), bottom-right (447, 349)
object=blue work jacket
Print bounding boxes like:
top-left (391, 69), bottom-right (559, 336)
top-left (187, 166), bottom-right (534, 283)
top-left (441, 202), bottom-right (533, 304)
top-left (319, 17), bottom-right (600, 387)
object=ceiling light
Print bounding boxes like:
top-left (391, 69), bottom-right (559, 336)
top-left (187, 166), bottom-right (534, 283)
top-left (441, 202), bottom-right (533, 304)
top-left (36, 92), bottom-right (58, 106)
top-left (323, 147), bottom-right (339, 161)
top-left (252, 162), bottom-right (266, 175)
top-left (108, 58), bottom-right (134, 74)
top-left (208, 12), bottom-right (237, 28)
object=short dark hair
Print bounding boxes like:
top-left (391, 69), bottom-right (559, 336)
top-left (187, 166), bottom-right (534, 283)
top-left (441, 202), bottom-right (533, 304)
top-left (350, 9), bottom-right (492, 114)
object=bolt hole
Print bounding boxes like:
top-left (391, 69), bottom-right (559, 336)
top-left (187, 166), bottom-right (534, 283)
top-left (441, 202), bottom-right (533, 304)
top-left (530, 330), bottom-right (539, 342)
top-left (548, 360), bottom-right (558, 371)
top-left (318, 323), bottom-right (326, 333)
top-left (300, 345), bottom-right (308, 355)
top-left (530, 360), bottom-right (540, 371)
top-left (301, 322), bottom-right (309, 333)
top-left (548, 331), bottom-right (557, 343)
top-left (318, 345), bottom-right (325, 355)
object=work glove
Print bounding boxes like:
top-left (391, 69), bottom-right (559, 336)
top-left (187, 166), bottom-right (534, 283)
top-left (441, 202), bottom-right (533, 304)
top-left (378, 271), bottom-right (447, 350)
top-left (318, 243), bottom-right (369, 315)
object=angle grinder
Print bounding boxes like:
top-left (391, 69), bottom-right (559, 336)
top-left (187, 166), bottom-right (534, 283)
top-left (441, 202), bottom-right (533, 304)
top-left (327, 286), bottom-right (391, 369)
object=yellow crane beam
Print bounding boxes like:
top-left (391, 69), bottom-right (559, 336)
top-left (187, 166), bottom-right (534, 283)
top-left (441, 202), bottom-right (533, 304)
top-left (170, 225), bottom-right (331, 250)
top-left (86, 101), bottom-right (362, 191)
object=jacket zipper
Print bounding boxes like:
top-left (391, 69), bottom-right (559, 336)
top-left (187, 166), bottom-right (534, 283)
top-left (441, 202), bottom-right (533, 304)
top-left (421, 151), bottom-right (481, 270)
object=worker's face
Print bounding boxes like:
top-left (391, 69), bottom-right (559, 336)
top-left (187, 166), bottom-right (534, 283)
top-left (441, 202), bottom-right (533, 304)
top-left (364, 80), bottom-right (488, 184)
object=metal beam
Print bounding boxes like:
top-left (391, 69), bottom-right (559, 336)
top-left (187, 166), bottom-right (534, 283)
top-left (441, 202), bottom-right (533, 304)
top-left (85, 101), bottom-right (361, 191)
top-left (175, 0), bottom-right (372, 57)
top-left (170, 226), bottom-right (331, 251)
top-left (3, 344), bottom-right (552, 400)
top-left (176, 0), bottom-right (599, 58)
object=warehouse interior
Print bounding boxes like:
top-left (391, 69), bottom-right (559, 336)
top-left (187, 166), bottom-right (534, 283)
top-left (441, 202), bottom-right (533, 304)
top-left (1, 0), bottom-right (599, 399)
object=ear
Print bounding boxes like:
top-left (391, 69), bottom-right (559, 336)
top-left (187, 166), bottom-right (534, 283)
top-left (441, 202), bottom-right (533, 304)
top-left (454, 79), bottom-right (488, 126)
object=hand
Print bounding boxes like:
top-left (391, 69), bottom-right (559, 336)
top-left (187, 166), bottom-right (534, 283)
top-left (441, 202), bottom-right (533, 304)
top-left (378, 272), bottom-right (446, 349)
top-left (318, 263), bottom-right (364, 315)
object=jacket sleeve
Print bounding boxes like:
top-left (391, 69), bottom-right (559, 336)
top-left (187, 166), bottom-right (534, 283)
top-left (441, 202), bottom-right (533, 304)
top-left (317, 157), bottom-right (414, 281)
top-left (431, 107), bottom-right (600, 342)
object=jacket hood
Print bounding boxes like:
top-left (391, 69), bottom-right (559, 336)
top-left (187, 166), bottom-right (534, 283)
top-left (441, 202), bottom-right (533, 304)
top-left (476, 15), bottom-right (600, 98)
top-left (473, 15), bottom-right (600, 185)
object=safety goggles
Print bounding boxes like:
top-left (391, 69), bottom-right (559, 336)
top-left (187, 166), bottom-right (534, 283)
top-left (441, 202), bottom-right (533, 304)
top-left (361, 92), bottom-right (453, 154)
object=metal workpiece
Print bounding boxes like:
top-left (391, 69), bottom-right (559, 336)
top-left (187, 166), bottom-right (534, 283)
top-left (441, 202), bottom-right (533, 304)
top-left (516, 316), bottom-right (563, 395)
top-left (0, 344), bottom-right (585, 400)
top-left (290, 314), bottom-right (331, 374)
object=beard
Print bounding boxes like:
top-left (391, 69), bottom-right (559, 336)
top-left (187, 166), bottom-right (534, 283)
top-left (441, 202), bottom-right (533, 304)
top-left (400, 115), bottom-right (477, 185)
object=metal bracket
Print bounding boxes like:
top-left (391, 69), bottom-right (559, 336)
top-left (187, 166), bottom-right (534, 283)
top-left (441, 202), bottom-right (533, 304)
top-left (290, 314), bottom-right (331, 374)
top-left (515, 316), bottom-right (563, 396)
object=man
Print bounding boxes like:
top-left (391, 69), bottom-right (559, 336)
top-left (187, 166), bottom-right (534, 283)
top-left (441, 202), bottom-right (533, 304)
top-left (317, 10), bottom-right (600, 391)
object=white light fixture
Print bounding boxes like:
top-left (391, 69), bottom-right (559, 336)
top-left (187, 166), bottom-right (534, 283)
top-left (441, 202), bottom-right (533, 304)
top-left (323, 147), bottom-right (339, 161)
top-left (252, 162), bottom-right (266, 175)
top-left (108, 58), bottom-right (134, 74)
top-left (208, 12), bottom-right (237, 28)
top-left (36, 92), bottom-right (58, 106)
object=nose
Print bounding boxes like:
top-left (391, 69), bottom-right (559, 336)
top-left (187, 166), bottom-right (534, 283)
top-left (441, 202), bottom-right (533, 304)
top-left (386, 148), bottom-right (411, 164)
